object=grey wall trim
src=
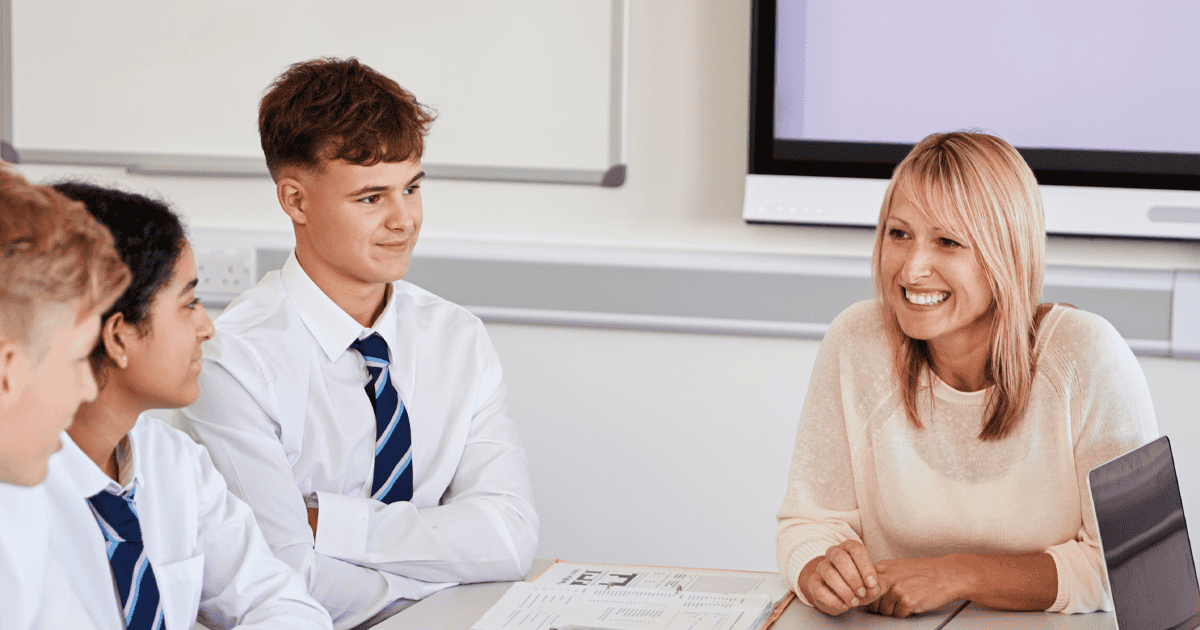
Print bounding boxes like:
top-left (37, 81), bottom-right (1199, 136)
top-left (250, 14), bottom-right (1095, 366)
top-left (191, 229), bottom-right (1194, 357)
top-left (1126, 339), bottom-right (1172, 357)
top-left (405, 256), bottom-right (1176, 348)
top-left (403, 256), bottom-right (875, 326)
top-left (1171, 270), bottom-right (1200, 358)
top-left (1041, 285), bottom-right (1171, 341)
top-left (467, 307), bottom-right (832, 339)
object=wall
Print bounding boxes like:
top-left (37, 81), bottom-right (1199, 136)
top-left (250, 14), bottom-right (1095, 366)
top-left (17, 1), bottom-right (1200, 573)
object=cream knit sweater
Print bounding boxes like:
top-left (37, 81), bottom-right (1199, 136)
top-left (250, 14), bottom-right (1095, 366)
top-left (776, 300), bottom-right (1158, 613)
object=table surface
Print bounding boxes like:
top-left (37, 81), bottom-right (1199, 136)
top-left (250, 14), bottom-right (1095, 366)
top-left (378, 560), bottom-right (1119, 630)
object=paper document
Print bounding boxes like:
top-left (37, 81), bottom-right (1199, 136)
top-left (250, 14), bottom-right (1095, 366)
top-left (472, 561), bottom-right (793, 630)
top-left (532, 562), bottom-right (791, 603)
top-left (471, 582), bottom-right (774, 630)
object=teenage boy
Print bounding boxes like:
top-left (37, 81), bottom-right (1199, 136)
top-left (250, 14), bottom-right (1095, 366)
top-left (0, 167), bottom-right (131, 630)
top-left (179, 58), bottom-right (539, 629)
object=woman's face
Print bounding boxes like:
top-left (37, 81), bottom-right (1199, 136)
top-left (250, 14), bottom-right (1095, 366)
top-left (121, 244), bottom-right (214, 409)
top-left (879, 197), bottom-right (994, 352)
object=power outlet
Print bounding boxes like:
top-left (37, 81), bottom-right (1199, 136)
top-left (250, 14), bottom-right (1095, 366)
top-left (195, 247), bottom-right (255, 304)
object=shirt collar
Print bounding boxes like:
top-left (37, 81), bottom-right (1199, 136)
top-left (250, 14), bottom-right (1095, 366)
top-left (58, 431), bottom-right (139, 498)
top-left (279, 250), bottom-right (402, 361)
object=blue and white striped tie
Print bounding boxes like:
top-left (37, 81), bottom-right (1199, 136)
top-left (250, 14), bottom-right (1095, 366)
top-left (350, 333), bottom-right (414, 504)
top-left (88, 488), bottom-right (166, 630)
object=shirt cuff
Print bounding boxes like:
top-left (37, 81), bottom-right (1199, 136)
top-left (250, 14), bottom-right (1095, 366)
top-left (314, 491), bottom-right (370, 560)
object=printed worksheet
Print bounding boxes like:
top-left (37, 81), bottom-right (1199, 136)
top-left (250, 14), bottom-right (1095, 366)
top-left (471, 582), bottom-right (774, 630)
top-left (531, 561), bottom-right (790, 604)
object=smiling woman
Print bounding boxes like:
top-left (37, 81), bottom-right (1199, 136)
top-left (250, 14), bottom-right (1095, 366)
top-left (876, 133), bottom-right (1045, 438)
top-left (775, 132), bottom-right (1159, 620)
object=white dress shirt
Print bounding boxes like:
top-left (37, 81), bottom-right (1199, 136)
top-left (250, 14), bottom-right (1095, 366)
top-left (0, 481), bottom-right (48, 630)
top-left (42, 417), bottom-right (333, 630)
top-left (178, 252), bottom-right (539, 629)
top-left (0, 453), bottom-right (97, 630)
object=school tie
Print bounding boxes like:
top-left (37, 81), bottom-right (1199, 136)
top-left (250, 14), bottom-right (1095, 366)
top-left (350, 333), bottom-right (414, 504)
top-left (88, 488), bottom-right (166, 630)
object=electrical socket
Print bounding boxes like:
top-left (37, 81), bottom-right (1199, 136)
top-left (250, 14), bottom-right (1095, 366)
top-left (195, 247), bottom-right (255, 304)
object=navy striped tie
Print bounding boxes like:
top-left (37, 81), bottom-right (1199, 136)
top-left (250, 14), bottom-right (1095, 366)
top-left (88, 488), bottom-right (166, 630)
top-left (350, 333), bottom-right (414, 504)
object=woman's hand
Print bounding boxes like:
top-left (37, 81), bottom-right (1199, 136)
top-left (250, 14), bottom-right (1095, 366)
top-left (867, 557), bottom-right (963, 618)
top-left (799, 540), bottom-right (882, 615)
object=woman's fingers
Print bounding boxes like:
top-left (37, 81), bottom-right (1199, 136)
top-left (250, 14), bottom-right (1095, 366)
top-left (810, 581), bottom-right (853, 615)
top-left (817, 556), bottom-right (861, 607)
top-left (843, 540), bottom-right (881, 598)
top-left (807, 540), bottom-right (884, 616)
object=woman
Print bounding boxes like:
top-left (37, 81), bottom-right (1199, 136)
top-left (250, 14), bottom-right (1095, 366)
top-left (40, 183), bottom-right (332, 629)
top-left (775, 132), bottom-right (1157, 618)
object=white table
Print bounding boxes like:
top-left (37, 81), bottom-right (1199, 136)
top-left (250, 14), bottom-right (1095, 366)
top-left (947, 602), bottom-right (1116, 629)
top-left (377, 559), bottom-right (962, 630)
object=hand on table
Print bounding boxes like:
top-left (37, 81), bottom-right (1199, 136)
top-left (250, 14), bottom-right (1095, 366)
top-left (867, 557), bottom-right (962, 618)
top-left (799, 540), bottom-right (882, 616)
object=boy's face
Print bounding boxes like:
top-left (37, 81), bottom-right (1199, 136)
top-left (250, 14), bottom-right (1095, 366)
top-left (285, 158), bottom-right (425, 292)
top-left (0, 307), bottom-right (100, 486)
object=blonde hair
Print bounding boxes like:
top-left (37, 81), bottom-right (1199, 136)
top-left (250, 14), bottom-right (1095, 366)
top-left (871, 131), bottom-right (1046, 441)
top-left (0, 167), bottom-right (130, 362)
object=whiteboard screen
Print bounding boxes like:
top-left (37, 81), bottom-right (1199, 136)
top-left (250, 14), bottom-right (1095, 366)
top-left (775, 0), bottom-right (1200, 154)
top-left (11, 0), bottom-right (625, 182)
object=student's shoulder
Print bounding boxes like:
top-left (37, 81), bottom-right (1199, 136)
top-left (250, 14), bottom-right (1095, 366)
top-left (0, 479), bottom-right (49, 530)
top-left (130, 415), bottom-right (207, 463)
top-left (392, 279), bottom-right (487, 333)
top-left (202, 273), bottom-right (308, 374)
top-left (210, 271), bottom-right (294, 340)
top-left (130, 417), bottom-right (237, 507)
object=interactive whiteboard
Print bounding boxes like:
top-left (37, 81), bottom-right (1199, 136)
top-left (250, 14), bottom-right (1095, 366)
top-left (4, 0), bottom-right (628, 185)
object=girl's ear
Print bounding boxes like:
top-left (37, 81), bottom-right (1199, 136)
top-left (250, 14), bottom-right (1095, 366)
top-left (101, 312), bottom-right (131, 370)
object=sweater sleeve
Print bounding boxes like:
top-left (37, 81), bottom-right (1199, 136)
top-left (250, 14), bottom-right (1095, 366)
top-left (775, 305), bottom-right (871, 605)
top-left (1043, 310), bottom-right (1159, 614)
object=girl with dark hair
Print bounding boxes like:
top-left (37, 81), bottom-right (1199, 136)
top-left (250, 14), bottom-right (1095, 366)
top-left (39, 183), bottom-right (332, 630)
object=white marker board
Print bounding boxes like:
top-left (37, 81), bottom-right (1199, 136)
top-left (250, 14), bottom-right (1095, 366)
top-left (6, 0), bottom-right (627, 185)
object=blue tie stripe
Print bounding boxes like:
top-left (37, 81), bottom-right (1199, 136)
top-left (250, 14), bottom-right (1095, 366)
top-left (126, 553), bottom-right (150, 622)
top-left (88, 489), bottom-right (166, 630)
top-left (350, 333), bottom-right (414, 504)
top-left (150, 603), bottom-right (165, 630)
top-left (371, 447), bottom-right (413, 501)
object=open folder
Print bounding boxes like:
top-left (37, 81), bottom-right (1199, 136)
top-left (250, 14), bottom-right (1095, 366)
top-left (472, 560), bottom-right (796, 630)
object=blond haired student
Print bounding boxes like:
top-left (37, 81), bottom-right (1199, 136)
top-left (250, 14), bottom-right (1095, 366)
top-left (0, 168), bottom-right (130, 630)
top-left (776, 131), bottom-right (1157, 618)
